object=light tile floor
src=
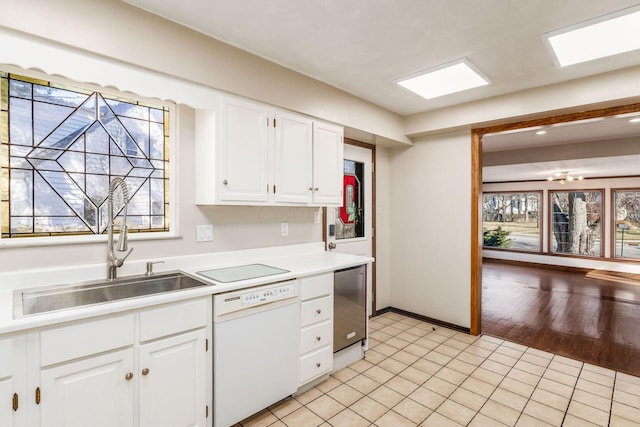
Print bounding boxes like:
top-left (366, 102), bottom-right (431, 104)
top-left (237, 312), bottom-right (640, 426)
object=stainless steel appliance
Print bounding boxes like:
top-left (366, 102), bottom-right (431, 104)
top-left (333, 265), bottom-right (366, 352)
top-left (212, 279), bottom-right (299, 427)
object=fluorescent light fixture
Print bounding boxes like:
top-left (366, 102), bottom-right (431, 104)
top-left (546, 6), bottom-right (640, 67)
top-left (551, 117), bottom-right (604, 127)
top-left (485, 126), bottom-right (543, 137)
top-left (535, 130), bottom-right (547, 135)
top-left (397, 59), bottom-right (489, 100)
top-left (630, 118), bottom-right (640, 123)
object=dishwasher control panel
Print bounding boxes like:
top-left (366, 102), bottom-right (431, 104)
top-left (213, 280), bottom-right (298, 318)
top-left (241, 282), bottom-right (295, 307)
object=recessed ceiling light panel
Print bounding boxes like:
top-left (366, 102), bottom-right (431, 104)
top-left (546, 6), bottom-right (640, 67)
top-left (397, 58), bottom-right (489, 100)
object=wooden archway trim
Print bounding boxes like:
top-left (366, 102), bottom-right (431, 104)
top-left (469, 102), bottom-right (640, 336)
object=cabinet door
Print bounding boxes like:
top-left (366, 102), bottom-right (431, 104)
top-left (39, 349), bottom-right (134, 427)
top-left (219, 96), bottom-right (269, 202)
top-left (139, 329), bottom-right (207, 427)
top-left (312, 121), bottom-right (343, 205)
top-left (0, 334), bottom-right (26, 427)
top-left (273, 111), bottom-right (313, 204)
top-left (0, 378), bottom-right (15, 427)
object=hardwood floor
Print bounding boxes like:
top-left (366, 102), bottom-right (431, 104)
top-left (481, 259), bottom-right (640, 377)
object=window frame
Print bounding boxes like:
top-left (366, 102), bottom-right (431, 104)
top-left (0, 69), bottom-right (178, 247)
top-left (611, 187), bottom-right (640, 262)
top-left (548, 188), bottom-right (604, 259)
top-left (481, 190), bottom-right (543, 253)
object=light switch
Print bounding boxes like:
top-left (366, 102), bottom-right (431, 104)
top-left (196, 224), bottom-right (213, 242)
top-left (280, 222), bottom-right (288, 237)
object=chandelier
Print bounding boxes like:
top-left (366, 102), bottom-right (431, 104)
top-left (547, 171), bottom-right (584, 184)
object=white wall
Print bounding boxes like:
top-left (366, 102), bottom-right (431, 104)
top-left (389, 131), bottom-right (472, 328)
top-left (483, 177), bottom-right (640, 274)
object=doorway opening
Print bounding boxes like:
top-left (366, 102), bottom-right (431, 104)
top-left (324, 138), bottom-right (376, 316)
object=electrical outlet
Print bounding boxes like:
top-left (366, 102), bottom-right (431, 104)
top-left (280, 222), bottom-right (289, 237)
top-left (196, 224), bottom-right (213, 242)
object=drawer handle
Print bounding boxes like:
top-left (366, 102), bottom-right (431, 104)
top-left (316, 309), bottom-right (322, 314)
top-left (142, 368), bottom-right (150, 376)
top-left (316, 362), bottom-right (321, 368)
top-left (125, 372), bottom-right (134, 381)
top-left (316, 336), bottom-right (322, 342)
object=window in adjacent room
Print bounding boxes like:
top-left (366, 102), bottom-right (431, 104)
top-left (550, 190), bottom-right (603, 257)
top-left (0, 72), bottom-right (171, 240)
top-left (482, 192), bottom-right (542, 252)
top-left (613, 189), bottom-right (640, 260)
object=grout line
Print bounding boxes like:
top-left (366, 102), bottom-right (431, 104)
top-left (608, 372), bottom-right (616, 427)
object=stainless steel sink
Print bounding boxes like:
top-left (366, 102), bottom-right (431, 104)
top-left (14, 272), bottom-right (210, 317)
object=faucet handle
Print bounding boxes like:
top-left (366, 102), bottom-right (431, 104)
top-left (145, 261), bottom-right (165, 277)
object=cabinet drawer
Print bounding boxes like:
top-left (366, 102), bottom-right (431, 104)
top-left (40, 314), bottom-right (135, 367)
top-left (139, 297), bottom-right (208, 342)
top-left (300, 273), bottom-right (333, 301)
top-left (300, 321), bottom-right (332, 354)
top-left (0, 336), bottom-right (13, 378)
top-left (300, 296), bottom-right (332, 327)
top-left (299, 346), bottom-right (332, 385)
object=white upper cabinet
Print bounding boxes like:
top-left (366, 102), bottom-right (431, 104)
top-left (273, 111), bottom-right (314, 204)
top-left (195, 94), bottom-right (343, 206)
top-left (219, 97), bottom-right (270, 202)
top-left (312, 121), bottom-right (344, 205)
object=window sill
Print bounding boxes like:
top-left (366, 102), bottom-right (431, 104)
top-left (0, 232), bottom-right (180, 249)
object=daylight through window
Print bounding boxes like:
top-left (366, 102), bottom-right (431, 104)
top-left (550, 190), bottom-right (602, 257)
top-left (0, 72), bottom-right (170, 239)
top-left (613, 189), bottom-right (640, 260)
top-left (482, 192), bottom-right (541, 252)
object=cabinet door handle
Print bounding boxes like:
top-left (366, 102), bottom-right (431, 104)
top-left (308, 187), bottom-right (313, 191)
top-left (35, 387), bottom-right (40, 405)
top-left (125, 372), bottom-right (134, 381)
top-left (316, 309), bottom-right (322, 314)
top-left (316, 362), bottom-right (321, 368)
top-left (314, 187), bottom-right (319, 191)
top-left (223, 179), bottom-right (228, 185)
top-left (315, 336), bottom-right (322, 342)
top-left (142, 368), bottom-right (150, 376)
top-left (12, 393), bottom-right (18, 411)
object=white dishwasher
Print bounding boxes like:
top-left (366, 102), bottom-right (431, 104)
top-left (212, 280), bottom-right (300, 427)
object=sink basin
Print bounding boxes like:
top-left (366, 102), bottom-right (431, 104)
top-left (14, 272), bottom-right (210, 317)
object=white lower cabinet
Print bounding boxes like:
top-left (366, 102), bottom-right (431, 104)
top-left (0, 333), bottom-right (26, 427)
top-left (139, 329), bottom-right (207, 427)
top-left (298, 273), bottom-right (334, 386)
top-left (3, 296), bottom-right (211, 427)
top-left (40, 349), bottom-right (135, 427)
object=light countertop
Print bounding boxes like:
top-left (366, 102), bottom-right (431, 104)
top-left (0, 243), bottom-right (373, 335)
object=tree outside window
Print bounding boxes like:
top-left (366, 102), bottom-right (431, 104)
top-left (482, 192), bottom-right (541, 252)
top-left (550, 190), bottom-right (602, 257)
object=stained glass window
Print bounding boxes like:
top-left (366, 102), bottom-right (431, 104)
top-left (0, 72), bottom-right (170, 238)
top-left (335, 159), bottom-right (364, 240)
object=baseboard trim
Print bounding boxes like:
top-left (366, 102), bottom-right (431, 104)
top-left (482, 257), bottom-right (591, 274)
top-left (374, 307), bottom-right (470, 334)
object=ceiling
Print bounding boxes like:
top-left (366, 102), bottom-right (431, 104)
top-left (123, 0), bottom-right (640, 181)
